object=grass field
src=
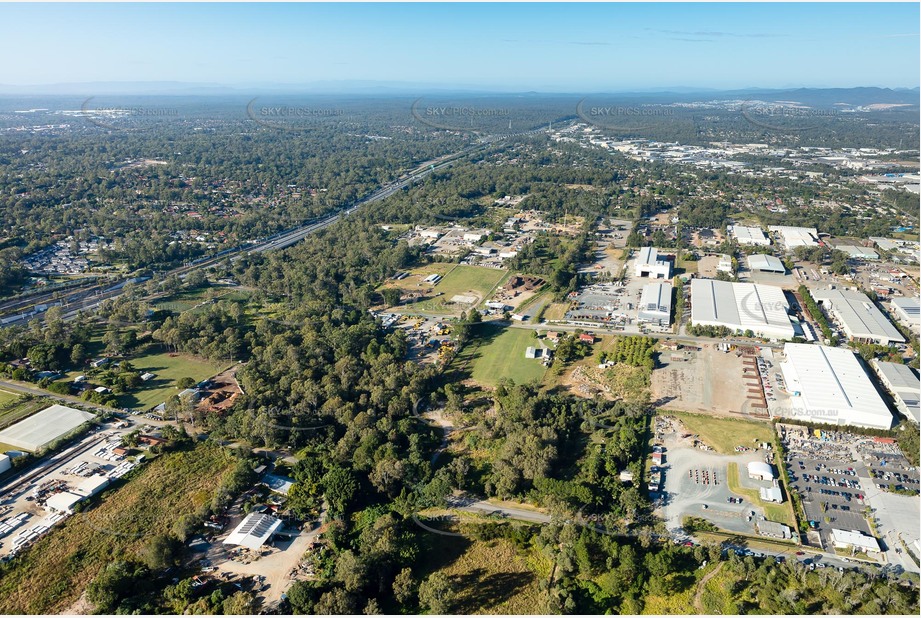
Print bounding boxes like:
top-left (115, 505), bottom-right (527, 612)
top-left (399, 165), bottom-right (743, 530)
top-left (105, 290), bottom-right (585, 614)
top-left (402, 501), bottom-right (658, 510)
top-left (0, 397), bottom-right (50, 431)
top-left (387, 265), bottom-right (509, 314)
top-left (726, 462), bottom-right (795, 526)
top-left (0, 444), bottom-right (237, 614)
top-left (668, 412), bottom-right (775, 455)
top-left (154, 287), bottom-right (250, 313)
top-left (455, 324), bottom-right (547, 387)
top-left (0, 389), bottom-right (19, 407)
top-left (115, 348), bottom-right (228, 411)
top-left (541, 302), bottom-right (570, 321)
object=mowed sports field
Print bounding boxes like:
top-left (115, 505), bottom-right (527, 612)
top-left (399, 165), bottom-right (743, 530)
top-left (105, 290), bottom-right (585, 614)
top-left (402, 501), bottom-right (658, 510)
top-left (456, 324), bottom-right (547, 387)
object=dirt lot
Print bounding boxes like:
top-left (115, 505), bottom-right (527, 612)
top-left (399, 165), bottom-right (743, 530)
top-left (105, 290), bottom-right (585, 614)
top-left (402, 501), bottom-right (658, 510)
top-left (652, 345), bottom-right (750, 415)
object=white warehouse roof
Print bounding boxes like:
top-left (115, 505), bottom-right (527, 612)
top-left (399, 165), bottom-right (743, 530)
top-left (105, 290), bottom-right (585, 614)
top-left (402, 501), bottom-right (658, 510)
top-left (779, 344), bottom-right (893, 430)
top-left (747, 254), bottom-right (786, 273)
top-left (0, 405), bottom-right (95, 452)
top-left (748, 461), bottom-right (776, 480)
top-left (871, 360), bottom-right (920, 424)
top-left (690, 279), bottom-right (795, 339)
top-left (638, 282), bottom-right (673, 326)
top-left (635, 247), bottom-right (673, 279)
top-left (832, 528), bottom-right (880, 553)
top-left (223, 512), bottom-right (283, 549)
top-left (768, 226), bottom-right (819, 249)
top-left (729, 225), bottom-right (770, 246)
top-left (811, 288), bottom-right (904, 345)
top-left (891, 297), bottom-right (919, 329)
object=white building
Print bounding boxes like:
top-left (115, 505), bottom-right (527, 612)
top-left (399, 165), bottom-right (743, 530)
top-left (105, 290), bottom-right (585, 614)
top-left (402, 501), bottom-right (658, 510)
top-left (0, 405), bottom-right (96, 452)
top-left (746, 254), bottom-right (786, 273)
top-left (871, 360), bottom-right (920, 424)
top-left (748, 461), bottom-right (776, 481)
top-left (637, 282), bottom-right (673, 327)
top-left (811, 288), bottom-right (904, 345)
top-left (223, 512), bottom-right (283, 550)
top-left (44, 491), bottom-right (84, 514)
top-left (835, 245), bottom-right (879, 261)
top-left (0, 453), bottom-right (10, 474)
top-left (768, 226), bottom-right (820, 250)
top-left (717, 254), bottom-right (733, 274)
top-left (729, 225), bottom-right (770, 246)
top-left (779, 344), bottom-right (894, 430)
top-left (759, 484), bottom-right (783, 503)
top-left (890, 297), bottom-right (920, 332)
top-left (690, 279), bottom-right (795, 339)
top-left (634, 247), bottom-right (673, 279)
top-left (832, 529), bottom-right (881, 554)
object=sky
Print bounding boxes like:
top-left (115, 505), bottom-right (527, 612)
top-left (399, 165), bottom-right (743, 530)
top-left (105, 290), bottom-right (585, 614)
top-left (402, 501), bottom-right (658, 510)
top-left (0, 2), bottom-right (918, 92)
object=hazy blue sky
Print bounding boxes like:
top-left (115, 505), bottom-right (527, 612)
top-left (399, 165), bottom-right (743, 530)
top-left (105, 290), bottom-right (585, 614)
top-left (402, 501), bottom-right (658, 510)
top-left (1, 2), bottom-right (918, 90)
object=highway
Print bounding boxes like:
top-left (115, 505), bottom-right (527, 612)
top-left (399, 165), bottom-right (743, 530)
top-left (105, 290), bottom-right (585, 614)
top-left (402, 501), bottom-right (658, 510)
top-left (1, 139), bottom-right (502, 327)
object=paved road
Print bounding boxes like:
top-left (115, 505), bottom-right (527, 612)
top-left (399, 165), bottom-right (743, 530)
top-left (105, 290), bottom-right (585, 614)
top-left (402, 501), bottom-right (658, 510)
top-left (448, 496), bottom-right (552, 524)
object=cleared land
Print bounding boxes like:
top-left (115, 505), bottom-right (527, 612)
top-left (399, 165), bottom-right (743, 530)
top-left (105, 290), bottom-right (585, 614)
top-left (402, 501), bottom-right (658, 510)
top-left (455, 324), bottom-right (547, 388)
top-left (0, 444), bottom-right (237, 614)
top-left (153, 287), bottom-right (250, 313)
top-left (668, 412), bottom-right (774, 455)
top-left (115, 349), bottom-right (228, 411)
top-left (385, 265), bottom-right (508, 314)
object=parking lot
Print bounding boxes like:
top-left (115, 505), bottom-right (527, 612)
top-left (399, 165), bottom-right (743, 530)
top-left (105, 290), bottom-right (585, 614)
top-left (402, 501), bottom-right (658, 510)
top-left (778, 423), bottom-right (921, 572)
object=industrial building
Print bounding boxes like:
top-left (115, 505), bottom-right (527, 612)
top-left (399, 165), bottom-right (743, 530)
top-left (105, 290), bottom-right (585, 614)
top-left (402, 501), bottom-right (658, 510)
top-left (746, 254), bottom-right (786, 273)
top-left (757, 520), bottom-right (792, 539)
top-left (690, 279), bottom-right (796, 339)
top-left (747, 461), bottom-right (776, 481)
top-left (871, 360), bottom-right (920, 424)
top-left (768, 226), bottom-right (820, 250)
top-left (223, 512), bottom-right (283, 549)
top-left (0, 453), bottom-right (10, 474)
top-left (779, 344), bottom-right (893, 430)
top-left (811, 288), bottom-right (905, 345)
top-left (637, 282), bottom-right (673, 327)
top-left (634, 247), bottom-right (673, 279)
top-left (890, 296), bottom-right (920, 332)
top-left (832, 529), bottom-right (881, 554)
top-left (0, 404), bottom-right (95, 452)
top-left (835, 245), bottom-right (879, 261)
top-left (759, 484), bottom-right (783, 503)
top-left (44, 475), bottom-right (111, 514)
top-left (728, 225), bottom-right (770, 246)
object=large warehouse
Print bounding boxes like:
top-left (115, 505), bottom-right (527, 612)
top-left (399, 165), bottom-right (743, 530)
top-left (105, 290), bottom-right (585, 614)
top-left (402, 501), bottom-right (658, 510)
top-left (871, 360), bottom-right (920, 424)
top-left (637, 282), bottom-right (673, 327)
top-left (0, 404), bottom-right (96, 452)
top-left (779, 344), bottom-right (893, 430)
top-left (634, 247), bottom-right (673, 279)
top-left (768, 226), bottom-right (820, 250)
top-left (728, 225), bottom-right (771, 246)
top-left (0, 453), bottom-right (10, 474)
top-left (811, 288), bottom-right (905, 345)
top-left (746, 254), bottom-right (786, 273)
top-left (690, 279), bottom-right (796, 339)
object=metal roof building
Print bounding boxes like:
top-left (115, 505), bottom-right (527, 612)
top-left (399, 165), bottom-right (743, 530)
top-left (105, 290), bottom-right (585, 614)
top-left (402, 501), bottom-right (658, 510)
top-left (0, 453), bottom-right (10, 474)
top-left (637, 282), bottom-right (673, 327)
top-left (746, 254), bottom-right (786, 273)
top-left (223, 512), bottom-right (283, 549)
top-left (44, 491), bottom-right (84, 514)
top-left (832, 529), bottom-right (880, 553)
top-left (690, 279), bottom-right (795, 339)
top-left (890, 296), bottom-right (920, 331)
top-left (779, 344), bottom-right (893, 430)
top-left (747, 461), bottom-right (776, 481)
top-left (811, 288), bottom-right (905, 345)
top-left (768, 226), bottom-right (820, 250)
top-left (757, 520), bottom-right (792, 539)
top-left (835, 245), bottom-right (879, 261)
top-left (634, 247), bottom-right (673, 279)
top-left (0, 405), bottom-right (95, 452)
top-left (871, 360), bottom-right (920, 424)
top-left (729, 225), bottom-right (770, 246)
